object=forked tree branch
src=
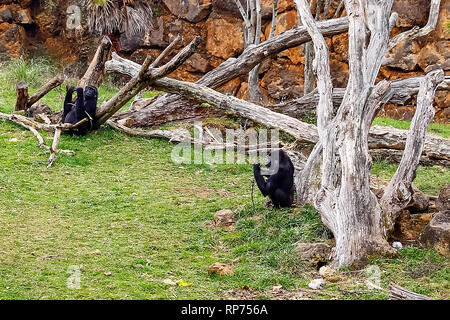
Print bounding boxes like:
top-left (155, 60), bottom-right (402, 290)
top-left (380, 69), bottom-right (444, 232)
top-left (294, 0), bottom-right (333, 133)
top-left (95, 36), bottom-right (201, 126)
top-left (387, 0), bottom-right (441, 51)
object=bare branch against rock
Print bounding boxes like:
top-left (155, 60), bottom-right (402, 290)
top-left (269, 0), bottom-right (279, 38)
top-left (105, 55), bottom-right (450, 164)
top-left (235, 0), bottom-right (264, 103)
top-left (150, 34), bottom-right (182, 68)
top-left (381, 69), bottom-right (444, 233)
top-left (388, 0), bottom-right (441, 51)
top-left (294, 0), bottom-right (333, 134)
top-left (94, 36), bottom-right (201, 127)
top-left (78, 36), bottom-right (112, 88)
top-left (333, 0), bottom-right (344, 18)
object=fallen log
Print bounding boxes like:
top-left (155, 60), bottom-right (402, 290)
top-left (105, 55), bottom-right (450, 164)
top-left (273, 76), bottom-right (450, 118)
top-left (389, 283), bottom-right (434, 300)
top-left (78, 36), bottom-right (112, 88)
top-left (113, 17), bottom-right (350, 126)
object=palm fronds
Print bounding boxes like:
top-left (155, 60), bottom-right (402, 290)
top-left (85, 0), bottom-right (153, 36)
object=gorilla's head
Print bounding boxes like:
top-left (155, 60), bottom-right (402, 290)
top-left (84, 85), bottom-right (98, 100)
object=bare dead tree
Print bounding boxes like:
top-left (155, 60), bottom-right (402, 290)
top-left (105, 0), bottom-right (447, 268)
top-left (292, 0), bottom-right (444, 267)
top-left (77, 36), bottom-right (112, 88)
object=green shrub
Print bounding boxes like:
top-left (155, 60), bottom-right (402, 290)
top-left (0, 56), bottom-right (57, 89)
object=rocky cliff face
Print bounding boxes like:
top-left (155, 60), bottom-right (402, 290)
top-left (0, 0), bottom-right (448, 122)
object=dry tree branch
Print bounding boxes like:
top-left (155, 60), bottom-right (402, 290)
top-left (269, 0), bottom-right (279, 38)
top-left (150, 35), bottom-right (182, 68)
top-left (381, 69), bottom-right (444, 232)
top-left (15, 75), bottom-right (64, 112)
top-left (387, 0), bottom-right (441, 51)
top-left (95, 35), bottom-right (201, 126)
top-left (78, 36), bottom-right (112, 88)
top-left (47, 128), bottom-right (62, 169)
top-left (333, 0), bottom-right (344, 18)
top-left (28, 74), bottom-right (65, 109)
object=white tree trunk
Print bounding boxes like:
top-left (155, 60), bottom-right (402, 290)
top-left (294, 0), bottom-right (443, 267)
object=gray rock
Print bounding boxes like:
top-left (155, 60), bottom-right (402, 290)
top-left (294, 242), bottom-right (331, 269)
top-left (407, 186), bottom-right (429, 213)
top-left (308, 278), bottom-right (324, 290)
top-left (163, 0), bottom-right (212, 23)
top-left (392, 241), bottom-right (403, 249)
top-left (214, 209), bottom-right (236, 227)
top-left (27, 102), bottom-right (52, 118)
top-left (436, 184), bottom-right (450, 213)
top-left (0, 8), bottom-right (13, 23)
top-left (420, 212), bottom-right (450, 256)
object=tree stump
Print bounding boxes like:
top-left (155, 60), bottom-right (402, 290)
top-left (15, 81), bottom-right (29, 112)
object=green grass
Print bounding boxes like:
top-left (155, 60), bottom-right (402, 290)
top-left (372, 117), bottom-right (450, 138)
top-left (0, 60), bottom-right (449, 299)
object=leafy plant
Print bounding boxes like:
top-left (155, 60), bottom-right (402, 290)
top-left (0, 56), bottom-right (57, 89)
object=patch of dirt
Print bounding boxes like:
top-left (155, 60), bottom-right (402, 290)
top-left (224, 286), bottom-right (260, 300)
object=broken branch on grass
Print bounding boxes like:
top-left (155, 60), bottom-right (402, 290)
top-left (15, 75), bottom-right (64, 112)
top-left (47, 128), bottom-right (62, 169)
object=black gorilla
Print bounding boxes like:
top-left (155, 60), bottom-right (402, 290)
top-left (62, 85), bottom-right (98, 136)
top-left (253, 149), bottom-right (295, 208)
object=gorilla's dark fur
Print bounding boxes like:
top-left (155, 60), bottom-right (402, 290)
top-left (62, 85), bottom-right (98, 136)
top-left (253, 149), bottom-right (295, 208)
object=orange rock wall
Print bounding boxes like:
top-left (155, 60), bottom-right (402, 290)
top-left (0, 0), bottom-right (448, 122)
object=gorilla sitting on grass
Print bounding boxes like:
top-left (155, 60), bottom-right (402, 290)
top-left (62, 85), bottom-right (98, 136)
top-left (253, 149), bottom-right (295, 208)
